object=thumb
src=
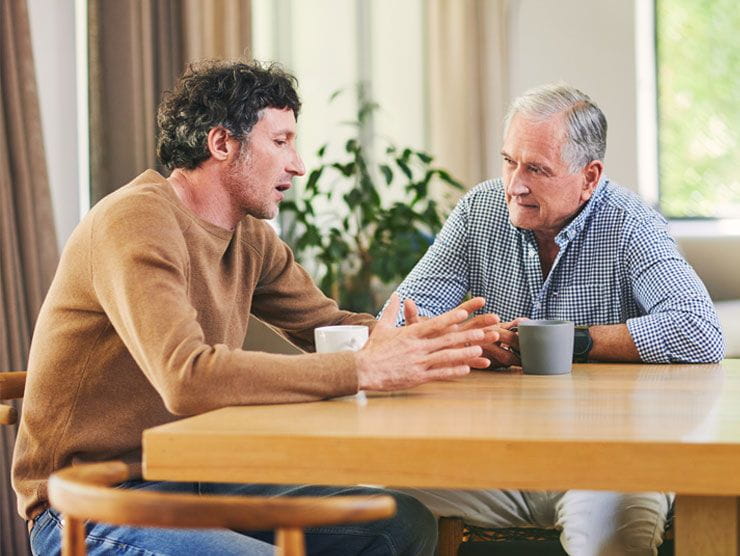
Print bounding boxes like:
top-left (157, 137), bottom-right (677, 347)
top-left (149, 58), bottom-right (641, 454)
top-left (376, 293), bottom-right (400, 330)
top-left (404, 298), bottom-right (420, 325)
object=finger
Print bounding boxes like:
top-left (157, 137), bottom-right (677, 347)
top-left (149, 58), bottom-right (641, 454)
top-left (411, 307), bottom-right (470, 338)
top-left (418, 365), bottom-right (471, 383)
top-left (481, 327), bottom-right (500, 344)
top-left (376, 293), bottom-right (400, 330)
top-left (456, 297), bottom-right (486, 315)
top-left (460, 314), bottom-right (501, 332)
top-left (458, 321), bottom-right (501, 345)
top-left (422, 345), bottom-right (484, 368)
top-left (455, 356), bottom-right (490, 369)
top-left (403, 298), bottom-right (421, 325)
top-left (497, 327), bottom-right (519, 347)
top-left (426, 328), bottom-right (487, 351)
top-left (483, 344), bottom-right (520, 366)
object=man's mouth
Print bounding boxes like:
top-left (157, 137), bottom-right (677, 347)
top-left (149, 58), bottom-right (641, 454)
top-left (275, 183), bottom-right (291, 192)
top-left (512, 198), bottom-right (538, 209)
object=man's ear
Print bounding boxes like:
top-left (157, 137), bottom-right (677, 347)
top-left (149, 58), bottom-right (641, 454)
top-left (206, 126), bottom-right (236, 162)
top-left (581, 160), bottom-right (604, 201)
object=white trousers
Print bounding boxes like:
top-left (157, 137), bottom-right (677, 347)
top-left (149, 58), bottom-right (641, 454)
top-left (398, 488), bottom-right (674, 556)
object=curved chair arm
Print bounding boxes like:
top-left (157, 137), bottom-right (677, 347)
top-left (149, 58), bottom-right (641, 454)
top-left (0, 404), bottom-right (17, 426)
top-left (0, 371), bottom-right (27, 400)
top-left (0, 371), bottom-right (26, 425)
top-left (49, 461), bottom-right (396, 556)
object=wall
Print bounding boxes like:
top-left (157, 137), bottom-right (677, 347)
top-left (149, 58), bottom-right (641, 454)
top-left (507, 0), bottom-right (638, 190)
top-left (27, 0), bottom-right (80, 251)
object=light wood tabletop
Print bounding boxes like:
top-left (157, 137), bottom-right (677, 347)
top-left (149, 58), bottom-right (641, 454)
top-left (143, 360), bottom-right (740, 555)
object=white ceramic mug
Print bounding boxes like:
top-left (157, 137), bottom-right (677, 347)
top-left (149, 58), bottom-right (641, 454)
top-left (314, 325), bottom-right (369, 353)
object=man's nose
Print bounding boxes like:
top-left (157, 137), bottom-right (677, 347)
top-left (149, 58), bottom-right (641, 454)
top-left (288, 150), bottom-right (306, 176)
top-left (507, 173), bottom-right (530, 196)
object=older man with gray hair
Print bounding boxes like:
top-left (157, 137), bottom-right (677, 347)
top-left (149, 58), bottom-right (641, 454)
top-left (390, 84), bottom-right (724, 554)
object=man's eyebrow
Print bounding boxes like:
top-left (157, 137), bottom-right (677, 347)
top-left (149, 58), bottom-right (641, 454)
top-left (528, 160), bottom-right (553, 172)
top-left (501, 151), bottom-right (555, 175)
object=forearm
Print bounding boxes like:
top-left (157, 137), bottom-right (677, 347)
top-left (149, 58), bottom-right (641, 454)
top-left (588, 323), bottom-right (641, 362)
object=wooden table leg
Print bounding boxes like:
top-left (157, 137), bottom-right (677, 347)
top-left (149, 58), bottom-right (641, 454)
top-left (675, 495), bottom-right (740, 556)
top-left (437, 517), bottom-right (464, 556)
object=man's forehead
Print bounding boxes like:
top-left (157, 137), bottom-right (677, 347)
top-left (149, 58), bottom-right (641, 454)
top-left (255, 107), bottom-right (297, 134)
top-left (503, 113), bottom-right (566, 159)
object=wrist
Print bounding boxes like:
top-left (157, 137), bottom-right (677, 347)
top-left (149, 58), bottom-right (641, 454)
top-left (573, 326), bottom-right (593, 363)
top-left (354, 349), bottom-right (372, 390)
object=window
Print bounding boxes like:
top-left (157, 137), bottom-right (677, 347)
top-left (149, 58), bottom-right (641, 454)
top-left (656, 0), bottom-right (739, 218)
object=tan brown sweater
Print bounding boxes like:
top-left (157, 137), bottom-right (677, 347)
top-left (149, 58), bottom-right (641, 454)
top-left (12, 170), bottom-right (374, 519)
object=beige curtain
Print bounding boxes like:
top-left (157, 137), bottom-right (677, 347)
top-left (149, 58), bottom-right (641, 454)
top-left (427, 0), bottom-right (510, 193)
top-left (88, 0), bottom-right (252, 204)
top-left (0, 0), bottom-right (58, 553)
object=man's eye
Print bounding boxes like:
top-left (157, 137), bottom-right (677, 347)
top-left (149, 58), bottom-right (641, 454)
top-left (274, 140), bottom-right (286, 146)
top-left (528, 166), bottom-right (542, 174)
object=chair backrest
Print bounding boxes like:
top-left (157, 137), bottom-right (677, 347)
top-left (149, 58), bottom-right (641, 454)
top-left (49, 461), bottom-right (396, 556)
top-left (0, 371), bottom-right (27, 425)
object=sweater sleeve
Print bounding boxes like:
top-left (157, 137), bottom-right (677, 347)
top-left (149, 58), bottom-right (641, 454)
top-left (90, 197), bottom-right (360, 415)
top-left (247, 222), bottom-right (376, 350)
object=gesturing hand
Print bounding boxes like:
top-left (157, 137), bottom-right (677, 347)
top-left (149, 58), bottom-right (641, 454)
top-left (355, 294), bottom-right (500, 391)
top-left (403, 297), bottom-right (501, 369)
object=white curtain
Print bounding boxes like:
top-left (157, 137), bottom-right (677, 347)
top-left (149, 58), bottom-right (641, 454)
top-left (427, 0), bottom-right (510, 193)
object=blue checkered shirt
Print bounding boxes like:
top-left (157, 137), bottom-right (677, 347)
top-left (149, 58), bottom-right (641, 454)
top-left (391, 178), bottom-right (725, 363)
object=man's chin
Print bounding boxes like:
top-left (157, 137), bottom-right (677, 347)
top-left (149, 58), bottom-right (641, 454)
top-left (508, 213), bottom-right (533, 231)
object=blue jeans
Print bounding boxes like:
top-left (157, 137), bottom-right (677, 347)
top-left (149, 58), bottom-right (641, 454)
top-left (30, 481), bottom-right (437, 555)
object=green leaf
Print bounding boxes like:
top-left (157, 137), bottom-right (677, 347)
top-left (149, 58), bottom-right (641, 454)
top-left (416, 151), bottom-right (433, 164)
top-left (396, 158), bottom-right (413, 180)
top-left (436, 169), bottom-right (465, 189)
top-left (280, 200), bottom-right (298, 212)
top-left (345, 138), bottom-right (358, 153)
top-left (331, 162), bottom-right (356, 177)
top-left (379, 164), bottom-right (393, 184)
top-left (305, 167), bottom-right (324, 194)
top-left (317, 144), bottom-right (328, 158)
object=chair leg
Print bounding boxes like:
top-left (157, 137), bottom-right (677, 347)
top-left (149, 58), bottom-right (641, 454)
top-left (62, 515), bottom-right (86, 556)
top-left (437, 517), bottom-right (465, 556)
top-left (276, 527), bottom-right (306, 556)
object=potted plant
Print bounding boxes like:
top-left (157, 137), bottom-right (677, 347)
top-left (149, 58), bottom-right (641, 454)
top-left (280, 87), bottom-right (464, 314)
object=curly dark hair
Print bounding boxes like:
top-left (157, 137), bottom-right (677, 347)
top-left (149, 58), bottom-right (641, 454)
top-left (156, 60), bottom-right (301, 171)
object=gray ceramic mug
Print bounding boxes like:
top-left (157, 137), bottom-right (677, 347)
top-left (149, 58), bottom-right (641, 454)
top-left (518, 320), bottom-right (574, 375)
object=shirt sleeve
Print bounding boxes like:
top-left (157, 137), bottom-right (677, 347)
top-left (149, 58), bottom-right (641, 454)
top-left (249, 225), bottom-right (376, 350)
top-left (383, 196), bottom-right (471, 324)
top-left (624, 215), bottom-right (725, 363)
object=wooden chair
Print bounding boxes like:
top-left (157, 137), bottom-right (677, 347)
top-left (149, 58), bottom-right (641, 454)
top-left (438, 516), bottom-right (674, 556)
top-left (48, 460), bottom-right (396, 556)
top-left (0, 371), bottom-right (27, 425)
top-left (438, 517), bottom-right (565, 556)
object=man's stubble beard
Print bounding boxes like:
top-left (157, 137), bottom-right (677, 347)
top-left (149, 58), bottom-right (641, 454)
top-left (224, 142), bottom-right (275, 220)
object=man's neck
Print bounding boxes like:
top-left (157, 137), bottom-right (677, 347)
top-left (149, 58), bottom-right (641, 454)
top-left (533, 231), bottom-right (560, 279)
top-left (168, 166), bottom-right (241, 231)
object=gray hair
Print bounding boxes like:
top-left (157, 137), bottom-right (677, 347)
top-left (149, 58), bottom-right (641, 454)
top-left (503, 83), bottom-right (607, 172)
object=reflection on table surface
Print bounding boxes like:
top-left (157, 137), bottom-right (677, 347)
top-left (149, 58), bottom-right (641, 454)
top-left (151, 362), bottom-right (735, 444)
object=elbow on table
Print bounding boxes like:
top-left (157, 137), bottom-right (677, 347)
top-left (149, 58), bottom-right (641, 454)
top-left (669, 316), bottom-right (726, 364)
top-left (158, 382), bottom-right (208, 416)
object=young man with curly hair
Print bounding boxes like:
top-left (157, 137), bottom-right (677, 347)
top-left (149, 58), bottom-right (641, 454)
top-left (13, 61), bottom-right (499, 555)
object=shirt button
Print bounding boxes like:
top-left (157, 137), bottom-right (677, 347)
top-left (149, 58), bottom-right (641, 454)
top-left (528, 249), bottom-right (536, 257)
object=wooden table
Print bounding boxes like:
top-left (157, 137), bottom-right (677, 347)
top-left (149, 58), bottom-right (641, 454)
top-left (143, 361), bottom-right (740, 555)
